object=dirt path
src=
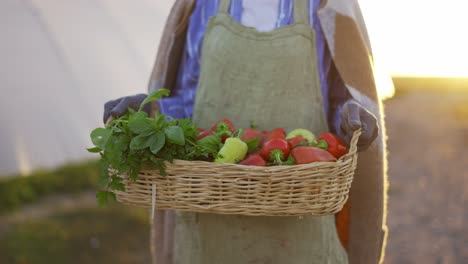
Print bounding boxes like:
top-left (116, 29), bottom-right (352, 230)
top-left (384, 89), bottom-right (468, 264)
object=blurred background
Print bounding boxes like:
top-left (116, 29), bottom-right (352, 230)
top-left (0, 0), bottom-right (467, 263)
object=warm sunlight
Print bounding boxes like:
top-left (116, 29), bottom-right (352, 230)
top-left (359, 0), bottom-right (468, 98)
top-left (360, 0), bottom-right (468, 77)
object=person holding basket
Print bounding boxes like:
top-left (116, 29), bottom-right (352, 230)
top-left (103, 0), bottom-right (388, 263)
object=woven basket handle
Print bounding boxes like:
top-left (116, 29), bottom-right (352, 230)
top-left (347, 128), bottom-right (362, 155)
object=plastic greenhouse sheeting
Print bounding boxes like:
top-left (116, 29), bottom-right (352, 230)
top-left (0, 0), bottom-right (174, 176)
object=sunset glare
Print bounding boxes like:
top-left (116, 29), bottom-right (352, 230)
top-left (359, 0), bottom-right (468, 78)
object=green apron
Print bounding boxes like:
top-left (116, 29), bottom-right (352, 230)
top-left (174, 0), bottom-right (348, 263)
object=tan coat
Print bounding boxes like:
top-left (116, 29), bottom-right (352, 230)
top-left (148, 0), bottom-right (388, 263)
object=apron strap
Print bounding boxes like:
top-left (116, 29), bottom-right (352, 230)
top-left (219, 0), bottom-right (231, 14)
top-left (294, 0), bottom-right (310, 25)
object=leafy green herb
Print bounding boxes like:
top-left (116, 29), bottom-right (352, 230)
top-left (149, 132), bottom-right (166, 154)
top-left (88, 89), bottom-right (223, 205)
top-left (90, 128), bottom-right (111, 149)
top-left (165, 126), bottom-right (185, 145)
top-left (138, 89), bottom-right (170, 112)
top-left (86, 147), bottom-right (102, 153)
top-left (196, 135), bottom-right (222, 159)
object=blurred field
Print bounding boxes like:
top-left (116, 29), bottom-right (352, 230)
top-left (0, 162), bottom-right (151, 264)
top-left (0, 197), bottom-right (150, 264)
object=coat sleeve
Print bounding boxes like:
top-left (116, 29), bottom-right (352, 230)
top-left (318, 0), bottom-right (388, 263)
top-left (146, 0), bottom-right (196, 115)
top-left (157, 0), bottom-right (223, 119)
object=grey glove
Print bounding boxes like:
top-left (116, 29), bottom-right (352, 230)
top-left (103, 94), bottom-right (150, 124)
top-left (340, 100), bottom-right (379, 151)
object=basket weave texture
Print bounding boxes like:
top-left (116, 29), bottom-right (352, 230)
top-left (115, 129), bottom-right (361, 216)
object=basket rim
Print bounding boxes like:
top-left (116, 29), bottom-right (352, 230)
top-left (139, 155), bottom-right (352, 174)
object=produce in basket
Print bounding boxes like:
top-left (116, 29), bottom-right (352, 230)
top-left (264, 128), bottom-right (286, 142)
top-left (241, 128), bottom-right (263, 142)
top-left (88, 89), bottom-right (223, 204)
top-left (317, 132), bottom-right (348, 159)
top-left (261, 137), bottom-right (290, 165)
top-left (196, 129), bottom-right (212, 140)
top-left (286, 128), bottom-right (316, 142)
top-left (291, 146), bottom-right (337, 164)
top-left (215, 135), bottom-right (248, 163)
top-left (239, 153), bottom-right (267, 166)
top-left (287, 136), bottom-right (308, 149)
top-left (211, 118), bottom-right (235, 142)
top-left (87, 90), bottom-right (351, 204)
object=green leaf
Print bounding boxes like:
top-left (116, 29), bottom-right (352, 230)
top-left (90, 128), bottom-right (111, 149)
top-left (150, 132), bottom-right (166, 154)
top-left (128, 167), bottom-right (140, 181)
top-left (111, 126), bottom-right (123, 133)
top-left (115, 134), bottom-right (131, 151)
top-left (109, 176), bottom-right (125, 191)
top-left (178, 118), bottom-right (198, 139)
top-left (96, 190), bottom-right (116, 206)
top-left (139, 89), bottom-right (170, 112)
top-left (197, 135), bottom-right (221, 153)
top-left (165, 126), bottom-right (185, 145)
top-left (245, 138), bottom-right (260, 153)
top-left (129, 134), bottom-right (154, 150)
top-left (104, 134), bottom-right (130, 165)
top-left (153, 114), bottom-right (167, 128)
top-left (98, 174), bottom-right (109, 186)
top-left (316, 139), bottom-right (328, 150)
top-left (282, 155), bottom-right (296, 165)
top-left (106, 134), bottom-right (129, 152)
top-left (86, 147), bottom-right (102, 153)
top-left (155, 159), bottom-right (166, 176)
top-left (128, 114), bottom-right (154, 134)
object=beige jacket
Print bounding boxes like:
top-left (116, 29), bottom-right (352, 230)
top-left (147, 0), bottom-right (388, 263)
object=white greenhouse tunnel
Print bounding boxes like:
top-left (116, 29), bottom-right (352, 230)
top-left (4, 0), bottom-right (463, 176)
top-left (1, 0), bottom-right (172, 175)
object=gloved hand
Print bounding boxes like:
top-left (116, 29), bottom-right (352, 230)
top-left (340, 100), bottom-right (379, 151)
top-left (103, 94), bottom-right (151, 124)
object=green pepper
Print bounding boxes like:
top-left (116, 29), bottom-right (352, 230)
top-left (215, 137), bottom-right (248, 164)
top-left (286, 128), bottom-right (316, 142)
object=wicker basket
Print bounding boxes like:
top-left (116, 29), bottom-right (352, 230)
top-left (115, 129), bottom-right (361, 216)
